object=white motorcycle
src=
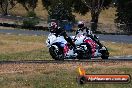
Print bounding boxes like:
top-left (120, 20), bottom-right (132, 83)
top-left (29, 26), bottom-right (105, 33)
top-left (46, 33), bottom-right (109, 60)
top-left (46, 33), bottom-right (77, 60)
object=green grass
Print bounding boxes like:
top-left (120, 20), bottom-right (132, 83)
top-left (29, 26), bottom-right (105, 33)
top-left (0, 64), bottom-right (132, 88)
top-left (102, 42), bottom-right (132, 56)
top-left (0, 34), bottom-right (45, 43)
top-left (0, 49), bottom-right (52, 61)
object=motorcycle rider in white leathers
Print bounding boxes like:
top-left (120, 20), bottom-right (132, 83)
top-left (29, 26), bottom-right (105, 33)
top-left (76, 21), bottom-right (103, 49)
top-left (49, 22), bottom-right (76, 48)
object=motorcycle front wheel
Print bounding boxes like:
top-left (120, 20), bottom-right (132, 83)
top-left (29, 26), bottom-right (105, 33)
top-left (101, 48), bottom-right (109, 59)
top-left (49, 46), bottom-right (64, 60)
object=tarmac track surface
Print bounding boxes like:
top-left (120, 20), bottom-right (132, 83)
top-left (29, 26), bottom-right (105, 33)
top-left (0, 59), bottom-right (132, 64)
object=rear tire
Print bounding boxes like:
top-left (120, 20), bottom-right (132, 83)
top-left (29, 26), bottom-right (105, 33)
top-left (49, 46), bottom-right (64, 60)
top-left (77, 43), bottom-right (92, 60)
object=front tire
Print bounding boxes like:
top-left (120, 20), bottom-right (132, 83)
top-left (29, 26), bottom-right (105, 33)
top-left (101, 49), bottom-right (109, 59)
top-left (49, 46), bottom-right (64, 60)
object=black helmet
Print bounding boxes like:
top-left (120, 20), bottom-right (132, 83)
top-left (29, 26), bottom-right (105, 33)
top-left (78, 21), bottom-right (84, 28)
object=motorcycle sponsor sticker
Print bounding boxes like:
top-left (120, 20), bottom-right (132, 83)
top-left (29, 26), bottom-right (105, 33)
top-left (77, 67), bottom-right (131, 84)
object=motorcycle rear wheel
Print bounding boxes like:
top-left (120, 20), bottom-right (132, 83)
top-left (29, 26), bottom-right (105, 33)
top-left (77, 44), bottom-right (92, 59)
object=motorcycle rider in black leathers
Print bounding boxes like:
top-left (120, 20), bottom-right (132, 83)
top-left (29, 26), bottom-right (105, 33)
top-left (76, 21), bottom-right (103, 49)
top-left (49, 22), bottom-right (76, 49)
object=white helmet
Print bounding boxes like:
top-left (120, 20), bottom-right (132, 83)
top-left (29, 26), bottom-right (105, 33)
top-left (78, 21), bottom-right (84, 28)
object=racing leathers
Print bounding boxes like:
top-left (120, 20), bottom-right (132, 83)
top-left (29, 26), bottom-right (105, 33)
top-left (76, 27), bottom-right (103, 48)
top-left (50, 27), bottom-right (76, 48)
